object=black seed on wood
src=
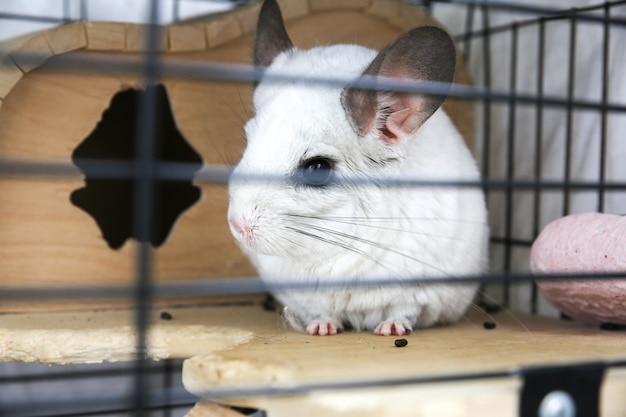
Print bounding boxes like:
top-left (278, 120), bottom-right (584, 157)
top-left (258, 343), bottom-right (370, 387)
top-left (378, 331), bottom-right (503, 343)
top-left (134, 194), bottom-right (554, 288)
top-left (394, 339), bottom-right (408, 347)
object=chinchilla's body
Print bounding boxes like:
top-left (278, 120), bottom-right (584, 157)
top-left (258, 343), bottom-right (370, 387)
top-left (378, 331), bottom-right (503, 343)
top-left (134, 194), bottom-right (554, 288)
top-left (228, 0), bottom-right (488, 336)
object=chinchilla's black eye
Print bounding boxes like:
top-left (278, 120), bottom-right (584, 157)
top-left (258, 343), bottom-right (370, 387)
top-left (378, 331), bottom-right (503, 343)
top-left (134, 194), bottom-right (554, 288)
top-left (296, 157), bottom-right (334, 187)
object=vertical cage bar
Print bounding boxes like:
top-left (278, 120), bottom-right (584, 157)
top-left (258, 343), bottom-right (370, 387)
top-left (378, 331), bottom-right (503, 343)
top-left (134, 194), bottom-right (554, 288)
top-left (462, 4), bottom-right (476, 60)
top-left (597, 3), bottom-right (611, 213)
top-left (502, 23), bottom-right (519, 307)
top-left (477, 5), bottom-right (492, 306)
top-left (63, 0), bottom-right (71, 22)
top-left (80, 0), bottom-right (88, 21)
top-left (162, 359), bottom-right (174, 417)
top-left (132, 0), bottom-right (162, 415)
top-left (530, 18), bottom-right (546, 315)
top-left (562, 10), bottom-right (578, 216)
top-left (173, 0), bottom-right (181, 23)
top-left (480, 5), bottom-right (492, 182)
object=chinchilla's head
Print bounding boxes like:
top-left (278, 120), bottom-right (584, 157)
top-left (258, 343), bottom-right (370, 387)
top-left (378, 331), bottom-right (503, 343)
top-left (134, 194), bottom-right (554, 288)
top-left (227, 0), bottom-right (456, 259)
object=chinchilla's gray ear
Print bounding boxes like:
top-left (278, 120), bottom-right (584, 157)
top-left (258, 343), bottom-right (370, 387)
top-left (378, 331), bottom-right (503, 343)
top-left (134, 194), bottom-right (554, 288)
top-left (254, 0), bottom-right (294, 68)
top-left (341, 26), bottom-right (456, 143)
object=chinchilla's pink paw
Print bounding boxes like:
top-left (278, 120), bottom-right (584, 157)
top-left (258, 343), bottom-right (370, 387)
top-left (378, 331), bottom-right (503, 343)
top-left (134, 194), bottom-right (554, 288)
top-left (374, 320), bottom-right (412, 336)
top-left (306, 320), bottom-right (343, 336)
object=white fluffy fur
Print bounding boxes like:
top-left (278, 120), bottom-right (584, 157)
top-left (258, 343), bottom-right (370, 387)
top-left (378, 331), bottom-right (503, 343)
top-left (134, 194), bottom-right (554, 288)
top-left (228, 44), bottom-right (489, 334)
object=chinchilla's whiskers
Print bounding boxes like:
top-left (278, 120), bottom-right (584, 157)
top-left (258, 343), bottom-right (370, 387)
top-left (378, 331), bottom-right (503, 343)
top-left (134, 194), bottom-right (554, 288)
top-left (285, 226), bottom-right (384, 266)
top-left (208, 134), bottom-right (232, 166)
top-left (289, 221), bottom-right (449, 276)
top-left (235, 85), bottom-right (252, 120)
top-left (471, 291), bottom-right (533, 335)
top-left (283, 235), bottom-right (308, 252)
top-left (322, 219), bottom-right (478, 243)
top-left (286, 214), bottom-right (486, 245)
top-left (257, 216), bottom-right (308, 252)
top-left (289, 213), bottom-right (488, 226)
top-left (286, 226), bottom-right (410, 274)
top-left (214, 87), bottom-right (249, 126)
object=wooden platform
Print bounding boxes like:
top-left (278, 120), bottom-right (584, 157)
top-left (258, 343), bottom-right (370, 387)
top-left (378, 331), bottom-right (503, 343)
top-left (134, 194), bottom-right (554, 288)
top-left (1, 303), bottom-right (624, 416)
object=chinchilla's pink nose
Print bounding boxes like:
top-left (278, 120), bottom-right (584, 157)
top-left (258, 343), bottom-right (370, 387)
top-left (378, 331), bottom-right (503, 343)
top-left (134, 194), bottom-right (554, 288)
top-left (228, 215), bottom-right (244, 237)
top-left (228, 214), bottom-right (256, 247)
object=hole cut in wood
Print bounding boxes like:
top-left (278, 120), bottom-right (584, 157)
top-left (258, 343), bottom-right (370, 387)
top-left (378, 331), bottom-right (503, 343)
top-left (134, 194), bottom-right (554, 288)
top-left (70, 84), bottom-right (203, 249)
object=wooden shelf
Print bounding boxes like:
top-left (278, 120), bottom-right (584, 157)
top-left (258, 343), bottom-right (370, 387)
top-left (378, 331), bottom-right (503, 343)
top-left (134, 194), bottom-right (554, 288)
top-left (1, 303), bottom-right (624, 416)
top-left (179, 305), bottom-right (626, 417)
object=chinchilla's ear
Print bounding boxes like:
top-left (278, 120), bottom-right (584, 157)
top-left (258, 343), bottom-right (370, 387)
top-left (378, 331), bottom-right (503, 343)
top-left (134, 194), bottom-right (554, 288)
top-left (341, 26), bottom-right (456, 143)
top-left (254, 0), bottom-right (294, 68)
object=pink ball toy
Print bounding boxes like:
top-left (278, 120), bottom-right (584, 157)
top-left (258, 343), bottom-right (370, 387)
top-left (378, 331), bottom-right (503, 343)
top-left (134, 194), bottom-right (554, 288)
top-left (530, 212), bottom-right (626, 326)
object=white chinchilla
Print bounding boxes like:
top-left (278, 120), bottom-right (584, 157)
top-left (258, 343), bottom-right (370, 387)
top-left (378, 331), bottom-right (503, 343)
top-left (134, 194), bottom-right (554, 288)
top-left (227, 0), bottom-right (489, 336)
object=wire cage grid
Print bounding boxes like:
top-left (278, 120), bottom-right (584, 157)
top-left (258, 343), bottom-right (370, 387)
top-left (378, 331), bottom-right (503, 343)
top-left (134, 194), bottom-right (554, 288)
top-left (0, 0), bottom-right (625, 416)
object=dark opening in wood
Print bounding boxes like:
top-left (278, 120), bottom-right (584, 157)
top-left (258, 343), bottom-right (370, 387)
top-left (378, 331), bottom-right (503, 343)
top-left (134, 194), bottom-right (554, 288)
top-left (71, 84), bottom-right (203, 249)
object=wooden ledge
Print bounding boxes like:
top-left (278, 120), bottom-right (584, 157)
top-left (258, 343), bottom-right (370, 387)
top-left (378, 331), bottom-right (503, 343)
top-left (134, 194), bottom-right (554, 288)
top-left (3, 303), bottom-right (624, 368)
top-left (180, 306), bottom-right (626, 417)
top-left (0, 303), bottom-right (267, 363)
top-left (1, 304), bottom-right (625, 416)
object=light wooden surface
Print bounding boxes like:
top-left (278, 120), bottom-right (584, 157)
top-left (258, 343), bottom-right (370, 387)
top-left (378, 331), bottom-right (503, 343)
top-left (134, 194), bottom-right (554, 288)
top-left (0, 0), bottom-right (474, 312)
top-left (44, 22), bottom-right (88, 54)
top-left (4, 303), bottom-right (624, 368)
top-left (179, 305), bottom-right (626, 417)
top-left (0, 304), bottom-right (260, 363)
top-left (185, 379), bottom-right (522, 417)
top-left (1, 304), bottom-right (624, 416)
top-left (186, 370), bottom-right (626, 417)
top-left (179, 305), bottom-right (626, 396)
